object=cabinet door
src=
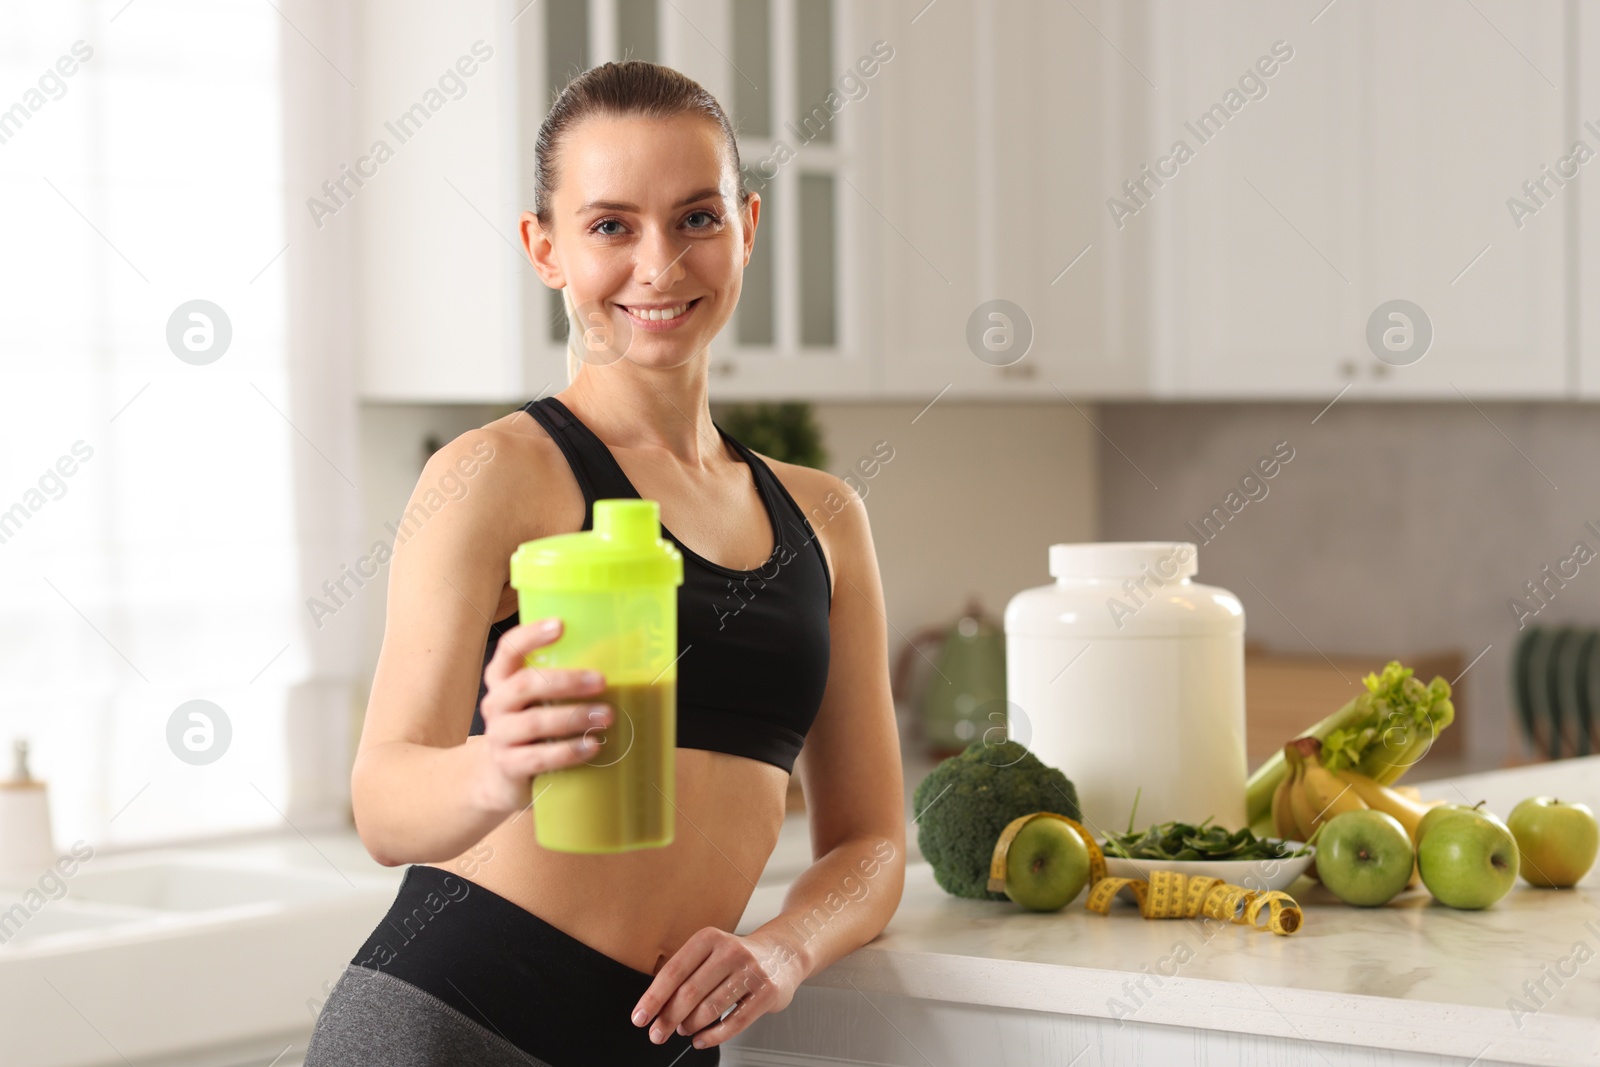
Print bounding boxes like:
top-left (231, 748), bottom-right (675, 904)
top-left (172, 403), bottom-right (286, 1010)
top-left (872, 0), bottom-right (987, 400)
top-left (991, 0), bottom-right (1156, 399)
top-left (1149, 2), bottom-right (1363, 398)
top-left (1154, 0), bottom-right (1567, 399)
top-left (356, 0), bottom-right (524, 402)
top-left (1353, 0), bottom-right (1566, 398)
top-left (876, 0), bottom-right (1154, 401)
top-left (1577, 2), bottom-right (1600, 398)
top-left (656, 0), bottom-right (875, 401)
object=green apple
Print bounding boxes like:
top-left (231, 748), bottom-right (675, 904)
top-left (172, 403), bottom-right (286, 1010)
top-left (1315, 810), bottom-right (1414, 906)
top-left (1004, 817), bottom-right (1090, 912)
top-left (1417, 799), bottom-right (1496, 844)
top-left (1506, 796), bottom-right (1599, 888)
top-left (1417, 807), bottom-right (1519, 909)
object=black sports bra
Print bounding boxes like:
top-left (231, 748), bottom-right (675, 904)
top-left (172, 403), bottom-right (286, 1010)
top-left (468, 396), bottom-right (833, 774)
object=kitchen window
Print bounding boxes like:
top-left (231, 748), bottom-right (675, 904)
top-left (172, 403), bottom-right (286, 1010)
top-left (0, 0), bottom-right (309, 849)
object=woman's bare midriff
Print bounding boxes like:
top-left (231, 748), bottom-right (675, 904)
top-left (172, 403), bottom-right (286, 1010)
top-left (422, 747), bottom-right (790, 976)
top-left (412, 409), bottom-right (807, 976)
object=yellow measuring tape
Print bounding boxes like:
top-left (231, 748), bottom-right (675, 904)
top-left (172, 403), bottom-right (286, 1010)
top-left (987, 812), bottom-right (1303, 936)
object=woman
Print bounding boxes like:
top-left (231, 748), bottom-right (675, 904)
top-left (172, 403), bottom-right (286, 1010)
top-left (306, 61), bottom-right (905, 1066)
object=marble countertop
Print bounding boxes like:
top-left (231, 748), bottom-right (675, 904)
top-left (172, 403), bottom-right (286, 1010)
top-left (737, 756), bottom-right (1600, 1067)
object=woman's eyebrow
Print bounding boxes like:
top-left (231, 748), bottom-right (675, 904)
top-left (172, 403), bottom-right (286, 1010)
top-left (574, 188), bottom-right (724, 215)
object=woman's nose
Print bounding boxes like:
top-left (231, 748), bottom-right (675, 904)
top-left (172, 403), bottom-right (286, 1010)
top-left (637, 231), bottom-right (688, 291)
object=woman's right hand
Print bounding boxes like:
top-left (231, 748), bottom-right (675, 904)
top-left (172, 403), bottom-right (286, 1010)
top-left (474, 617), bottom-right (611, 815)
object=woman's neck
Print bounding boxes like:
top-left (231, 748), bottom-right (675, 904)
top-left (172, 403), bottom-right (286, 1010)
top-left (558, 352), bottom-right (725, 467)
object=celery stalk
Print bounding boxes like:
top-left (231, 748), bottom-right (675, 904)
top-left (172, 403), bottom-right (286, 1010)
top-left (1244, 661), bottom-right (1454, 826)
top-left (1328, 663), bottom-right (1453, 784)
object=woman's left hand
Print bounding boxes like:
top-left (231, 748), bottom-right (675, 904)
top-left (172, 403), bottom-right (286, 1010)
top-left (630, 927), bottom-right (801, 1050)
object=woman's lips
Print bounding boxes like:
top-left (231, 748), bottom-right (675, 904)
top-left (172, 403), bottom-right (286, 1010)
top-left (618, 297), bottom-right (701, 332)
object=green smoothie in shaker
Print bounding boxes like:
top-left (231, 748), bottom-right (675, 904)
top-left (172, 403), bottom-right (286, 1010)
top-left (509, 499), bottom-right (684, 853)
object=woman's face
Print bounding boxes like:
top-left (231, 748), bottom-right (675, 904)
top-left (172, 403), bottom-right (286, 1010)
top-left (524, 112), bottom-right (759, 372)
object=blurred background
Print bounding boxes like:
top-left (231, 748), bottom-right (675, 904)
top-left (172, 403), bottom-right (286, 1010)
top-left (1, 0), bottom-right (1595, 1063)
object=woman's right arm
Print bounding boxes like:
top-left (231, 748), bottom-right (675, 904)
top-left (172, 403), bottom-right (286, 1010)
top-left (349, 429), bottom-right (610, 866)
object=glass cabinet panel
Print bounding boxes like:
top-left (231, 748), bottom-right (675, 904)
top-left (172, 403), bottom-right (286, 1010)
top-left (618, 0), bottom-right (658, 62)
top-left (738, 165), bottom-right (775, 345)
top-left (795, 0), bottom-right (832, 144)
top-left (731, 0), bottom-right (771, 137)
top-left (799, 173), bottom-right (835, 346)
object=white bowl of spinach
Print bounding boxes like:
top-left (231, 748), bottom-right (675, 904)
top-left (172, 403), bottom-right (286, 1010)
top-left (1100, 818), bottom-right (1315, 893)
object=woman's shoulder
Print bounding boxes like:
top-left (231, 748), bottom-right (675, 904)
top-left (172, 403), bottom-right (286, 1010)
top-left (743, 451), bottom-right (873, 586)
top-left (404, 408), bottom-right (583, 545)
top-left (748, 453), bottom-right (849, 517)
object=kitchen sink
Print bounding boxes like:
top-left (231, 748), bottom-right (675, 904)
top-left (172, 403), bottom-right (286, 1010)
top-left (0, 856), bottom-right (374, 959)
top-left (0, 903), bottom-right (159, 948)
top-left (0, 846), bottom-right (402, 1067)
top-left (61, 860), bottom-right (353, 913)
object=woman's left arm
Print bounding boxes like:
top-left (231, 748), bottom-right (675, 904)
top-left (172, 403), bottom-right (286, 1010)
top-left (631, 470), bottom-right (907, 1051)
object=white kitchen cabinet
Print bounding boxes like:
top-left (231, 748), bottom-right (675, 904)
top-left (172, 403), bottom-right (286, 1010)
top-left (874, 0), bottom-right (1154, 401)
top-left (868, 0), bottom-right (983, 401)
top-left (661, 0), bottom-right (880, 401)
top-left (352, 0), bottom-right (1581, 404)
top-left (1579, 2), bottom-right (1600, 399)
top-left (1346, 0), bottom-right (1566, 399)
top-left (985, 0), bottom-right (1158, 400)
top-left (355, 0), bottom-right (529, 402)
top-left (1149, 0), bottom-right (1568, 399)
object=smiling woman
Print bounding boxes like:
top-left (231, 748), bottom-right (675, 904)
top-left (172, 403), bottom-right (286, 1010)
top-left (306, 61), bottom-right (905, 1067)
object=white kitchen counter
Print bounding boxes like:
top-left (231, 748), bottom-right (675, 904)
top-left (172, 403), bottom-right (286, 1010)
top-left (732, 757), bottom-right (1600, 1067)
top-left (11, 758), bottom-right (1591, 1067)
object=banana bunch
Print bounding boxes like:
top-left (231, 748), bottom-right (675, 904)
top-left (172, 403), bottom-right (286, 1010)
top-left (1273, 737), bottom-right (1437, 850)
top-left (1246, 660), bottom-right (1454, 830)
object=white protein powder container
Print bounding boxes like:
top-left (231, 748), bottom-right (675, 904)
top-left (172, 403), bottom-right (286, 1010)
top-left (1004, 542), bottom-right (1247, 835)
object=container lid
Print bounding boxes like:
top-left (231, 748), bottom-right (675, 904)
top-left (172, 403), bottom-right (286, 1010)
top-left (510, 499), bottom-right (684, 591)
top-left (1048, 541), bottom-right (1198, 581)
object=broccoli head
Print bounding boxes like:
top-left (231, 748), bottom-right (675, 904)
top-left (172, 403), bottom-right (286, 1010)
top-left (913, 739), bottom-right (1081, 901)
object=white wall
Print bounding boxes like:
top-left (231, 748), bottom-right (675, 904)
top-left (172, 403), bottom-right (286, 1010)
top-left (805, 402), bottom-right (1100, 651)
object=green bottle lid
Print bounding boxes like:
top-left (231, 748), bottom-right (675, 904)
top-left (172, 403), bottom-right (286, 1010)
top-left (510, 499), bottom-right (684, 591)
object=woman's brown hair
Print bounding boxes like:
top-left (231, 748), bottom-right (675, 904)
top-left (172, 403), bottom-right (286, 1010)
top-left (534, 60), bottom-right (748, 224)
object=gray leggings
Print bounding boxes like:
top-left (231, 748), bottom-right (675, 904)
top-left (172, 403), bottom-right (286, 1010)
top-left (307, 964), bottom-right (551, 1066)
top-left (303, 864), bottom-right (719, 1066)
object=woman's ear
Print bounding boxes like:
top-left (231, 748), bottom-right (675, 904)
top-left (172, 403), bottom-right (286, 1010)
top-left (522, 210), bottom-right (566, 288)
top-left (741, 192), bottom-right (761, 269)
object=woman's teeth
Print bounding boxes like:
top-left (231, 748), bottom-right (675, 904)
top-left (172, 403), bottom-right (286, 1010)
top-left (624, 302), bottom-right (691, 321)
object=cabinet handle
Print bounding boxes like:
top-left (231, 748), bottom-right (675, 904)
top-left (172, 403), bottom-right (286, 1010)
top-left (714, 361), bottom-right (736, 377)
top-left (1371, 363), bottom-right (1390, 379)
top-left (999, 362), bottom-right (1037, 379)
top-left (1339, 360), bottom-right (1357, 379)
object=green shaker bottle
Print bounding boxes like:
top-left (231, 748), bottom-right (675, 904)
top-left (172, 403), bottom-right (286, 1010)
top-left (509, 499), bottom-right (684, 853)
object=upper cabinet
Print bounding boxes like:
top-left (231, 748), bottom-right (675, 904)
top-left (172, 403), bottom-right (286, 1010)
top-left (871, 0), bottom-right (1155, 401)
top-left (1580, 3), bottom-right (1600, 399)
top-left (658, 0), bottom-right (879, 400)
top-left (355, 0), bottom-right (521, 402)
top-left (1147, 0), bottom-right (1569, 399)
top-left (354, 0), bottom-right (1589, 403)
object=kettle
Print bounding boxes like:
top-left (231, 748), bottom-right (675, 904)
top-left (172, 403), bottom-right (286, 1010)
top-left (892, 598), bottom-right (1007, 759)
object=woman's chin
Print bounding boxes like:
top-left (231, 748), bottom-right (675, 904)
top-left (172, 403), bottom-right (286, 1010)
top-left (573, 337), bottom-right (701, 374)
top-left (617, 342), bottom-right (710, 373)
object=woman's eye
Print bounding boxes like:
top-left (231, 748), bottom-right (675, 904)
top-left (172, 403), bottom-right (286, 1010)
top-left (592, 218), bottom-right (626, 236)
top-left (684, 210), bottom-right (721, 230)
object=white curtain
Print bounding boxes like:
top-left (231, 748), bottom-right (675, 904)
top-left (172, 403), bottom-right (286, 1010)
top-left (0, 0), bottom-right (361, 851)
